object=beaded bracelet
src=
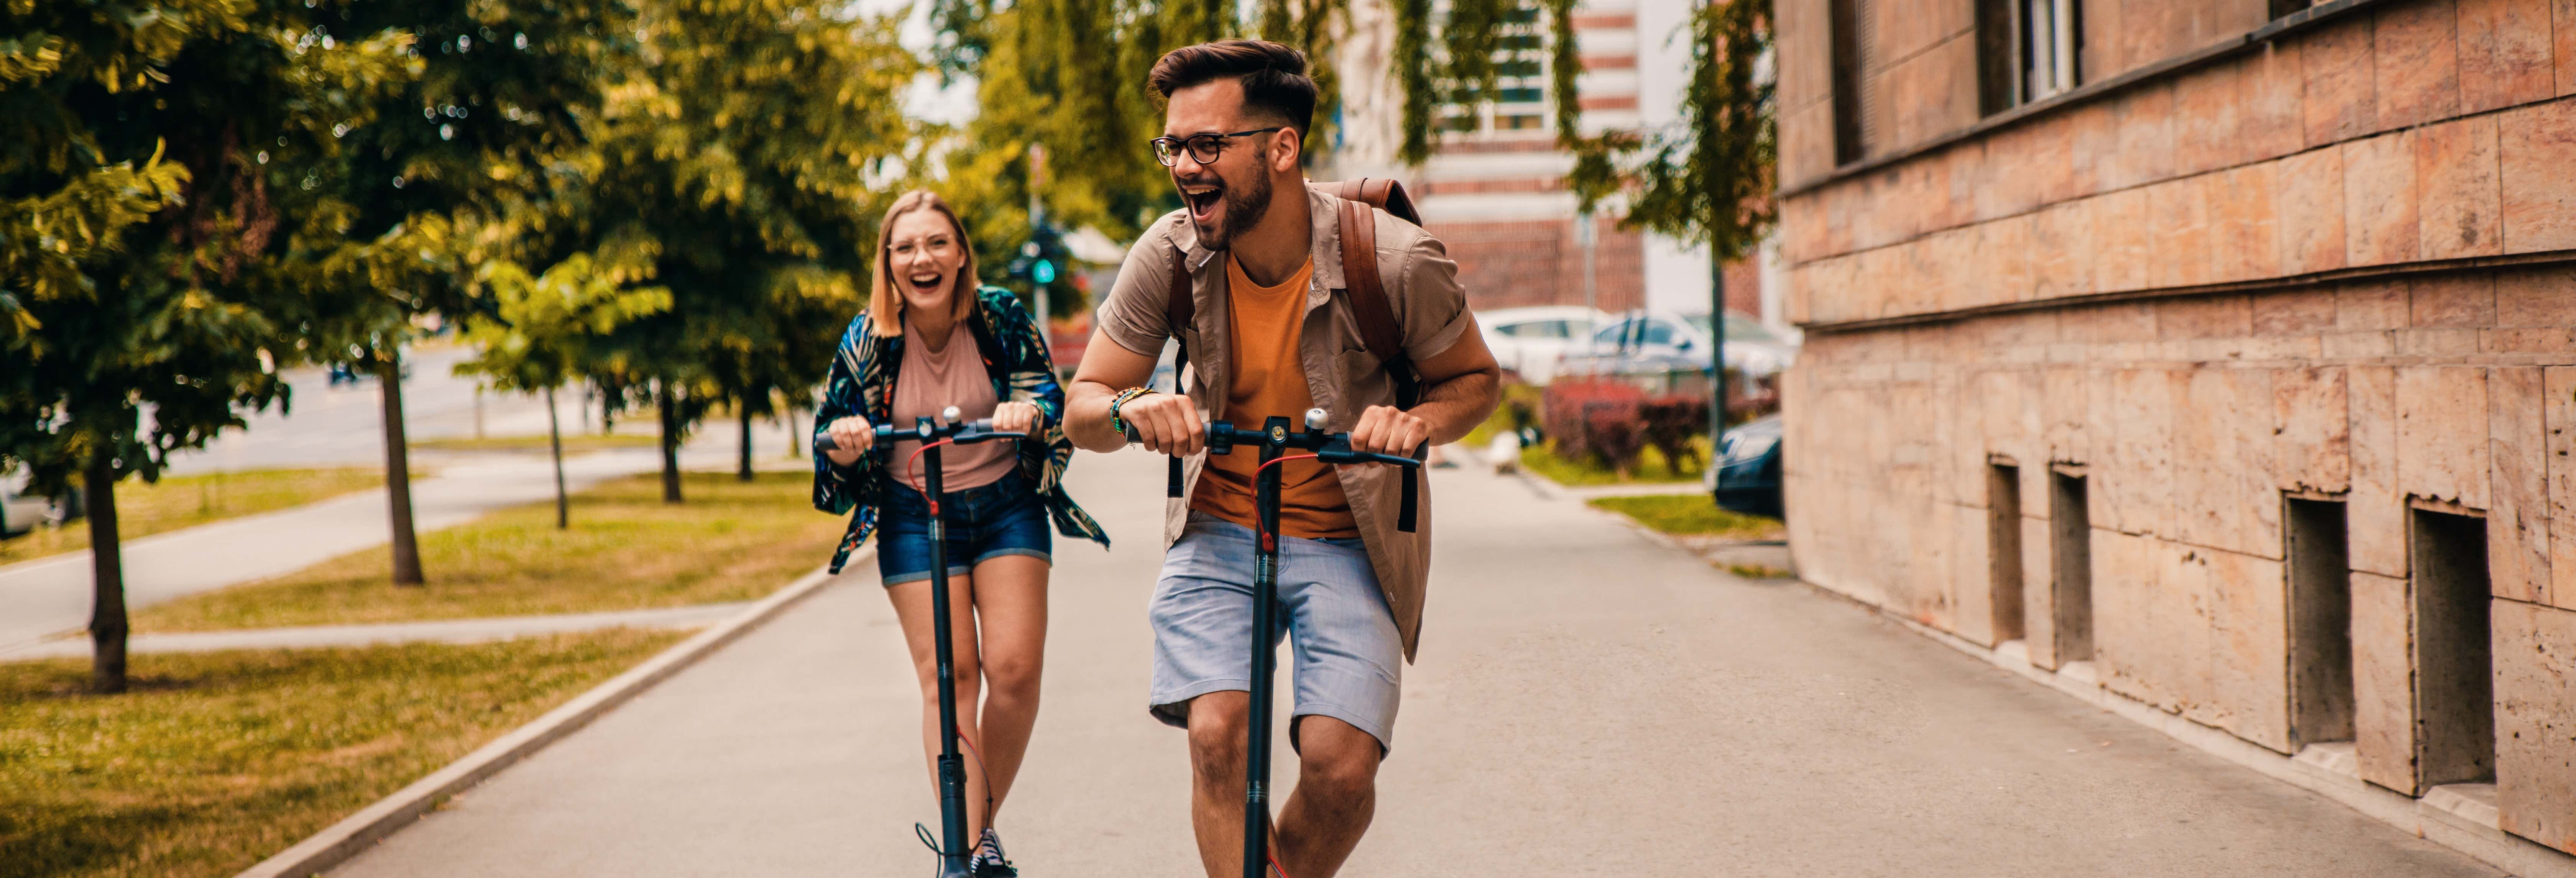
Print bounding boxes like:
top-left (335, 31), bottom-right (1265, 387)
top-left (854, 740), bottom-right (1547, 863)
top-left (1108, 386), bottom-right (1156, 437)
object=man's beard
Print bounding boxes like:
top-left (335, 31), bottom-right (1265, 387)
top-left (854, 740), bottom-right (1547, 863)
top-left (1192, 164), bottom-right (1273, 252)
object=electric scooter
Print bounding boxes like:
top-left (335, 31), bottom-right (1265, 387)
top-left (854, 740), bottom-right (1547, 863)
top-left (820, 406), bottom-right (1026, 878)
top-left (1132, 408), bottom-right (1425, 878)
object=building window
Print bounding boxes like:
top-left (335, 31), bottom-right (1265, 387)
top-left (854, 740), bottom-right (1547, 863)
top-left (1977, 0), bottom-right (2080, 114)
top-left (1827, 0), bottom-right (1866, 163)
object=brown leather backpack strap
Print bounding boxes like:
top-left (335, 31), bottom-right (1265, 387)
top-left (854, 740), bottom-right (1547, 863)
top-left (1164, 245), bottom-right (1194, 498)
top-left (1336, 195), bottom-right (1425, 533)
top-left (1330, 177), bottom-right (1424, 227)
top-left (1165, 245), bottom-right (1194, 378)
top-left (1337, 199), bottom-right (1404, 365)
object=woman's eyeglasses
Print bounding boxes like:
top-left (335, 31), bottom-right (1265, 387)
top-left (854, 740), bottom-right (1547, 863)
top-left (887, 237), bottom-right (956, 257)
top-left (1149, 127), bottom-right (1286, 167)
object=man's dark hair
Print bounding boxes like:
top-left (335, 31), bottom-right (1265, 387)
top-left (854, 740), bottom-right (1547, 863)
top-left (1148, 39), bottom-right (1317, 137)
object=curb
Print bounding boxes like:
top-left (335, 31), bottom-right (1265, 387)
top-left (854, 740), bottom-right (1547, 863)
top-left (230, 554), bottom-right (863, 878)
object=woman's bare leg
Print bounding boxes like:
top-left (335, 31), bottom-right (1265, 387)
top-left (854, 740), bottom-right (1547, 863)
top-left (888, 574), bottom-right (992, 839)
top-left (966, 554), bottom-right (1050, 821)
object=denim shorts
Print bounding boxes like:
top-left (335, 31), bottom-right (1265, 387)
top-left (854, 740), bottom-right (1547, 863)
top-left (1147, 512), bottom-right (1403, 753)
top-left (874, 469), bottom-right (1053, 586)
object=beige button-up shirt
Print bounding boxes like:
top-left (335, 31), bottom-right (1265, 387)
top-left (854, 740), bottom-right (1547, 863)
top-left (1098, 184), bottom-right (1474, 661)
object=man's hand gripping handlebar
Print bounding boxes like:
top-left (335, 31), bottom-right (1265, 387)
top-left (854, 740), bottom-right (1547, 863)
top-left (1125, 407), bottom-right (1427, 532)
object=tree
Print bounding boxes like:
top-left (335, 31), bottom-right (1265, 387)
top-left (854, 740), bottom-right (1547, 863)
top-left (0, 0), bottom-right (407, 691)
top-left (282, 0), bottom-right (644, 585)
top-left (1590, 0), bottom-right (1774, 437)
top-left (1612, 0), bottom-right (1775, 266)
top-left (574, 0), bottom-right (918, 503)
top-left (453, 253), bottom-right (669, 525)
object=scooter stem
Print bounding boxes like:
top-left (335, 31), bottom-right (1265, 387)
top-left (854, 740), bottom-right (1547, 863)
top-left (922, 416), bottom-right (973, 878)
top-left (1242, 415), bottom-right (1290, 878)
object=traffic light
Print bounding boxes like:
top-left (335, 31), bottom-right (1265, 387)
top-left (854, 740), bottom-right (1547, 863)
top-left (1006, 223), bottom-right (1070, 287)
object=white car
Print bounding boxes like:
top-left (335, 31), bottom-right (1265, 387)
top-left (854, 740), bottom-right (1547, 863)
top-left (1563, 310), bottom-right (1797, 379)
top-left (1, 469), bottom-right (53, 538)
top-left (1476, 305), bottom-right (1610, 385)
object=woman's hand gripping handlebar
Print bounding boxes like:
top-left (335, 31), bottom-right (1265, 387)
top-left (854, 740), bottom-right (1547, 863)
top-left (815, 406), bottom-right (1030, 460)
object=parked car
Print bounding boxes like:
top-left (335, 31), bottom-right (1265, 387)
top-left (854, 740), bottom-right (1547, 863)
top-left (1684, 312), bottom-right (1800, 376)
top-left (1564, 310), bottom-right (1795, 378)
top-left (1, 469), bottom-right (55, 538)
top-left (1707, 413), bottom-right (1783, 519)
top-left (1476, 305), bottom-right (1608, 385)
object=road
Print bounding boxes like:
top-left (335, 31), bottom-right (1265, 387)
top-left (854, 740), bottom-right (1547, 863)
top-left (322, 448), bottom-right (2497, 878)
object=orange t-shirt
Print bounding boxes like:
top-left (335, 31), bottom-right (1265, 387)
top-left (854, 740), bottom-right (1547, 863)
top-left (1189, 255), bottom-right (1359, 538)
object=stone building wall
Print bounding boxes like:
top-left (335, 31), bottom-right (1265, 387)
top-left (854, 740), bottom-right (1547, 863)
top-left (1776, 0), bottom-right (2576, 858)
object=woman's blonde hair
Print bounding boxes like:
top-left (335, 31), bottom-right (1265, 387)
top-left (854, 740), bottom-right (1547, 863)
top-left (867, 189), bottom-right (981, 338)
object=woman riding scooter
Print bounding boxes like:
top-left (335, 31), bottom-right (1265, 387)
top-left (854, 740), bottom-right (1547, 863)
top-left (812, 189), bottom-right (1111, 878)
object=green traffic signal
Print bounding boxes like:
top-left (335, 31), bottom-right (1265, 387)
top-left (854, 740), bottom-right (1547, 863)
top-left (1033, 259), bottom-right (1056, 284)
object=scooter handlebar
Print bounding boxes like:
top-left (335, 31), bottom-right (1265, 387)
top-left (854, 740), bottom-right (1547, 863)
top-left (1120, 421), bottom-right (1424, 468)
top-left (813, 417), bottom-right (1026, 457)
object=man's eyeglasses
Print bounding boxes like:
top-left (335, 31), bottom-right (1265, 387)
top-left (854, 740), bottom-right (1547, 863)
top-left (1149, 127), bottom-right (1286, 167)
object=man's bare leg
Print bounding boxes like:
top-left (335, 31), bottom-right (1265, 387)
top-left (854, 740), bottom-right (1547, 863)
top-left (1186, 692), bottom-right (1252, 878)
top-left (1273, 715), bottom-right (1380, 878)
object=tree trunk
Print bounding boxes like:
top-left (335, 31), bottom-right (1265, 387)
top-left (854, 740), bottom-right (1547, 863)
top-left (85, 456), bottom-right (127, 694)
top-left (738, 405), bottom-right (755, 482)
top-left (548, 384), bottom-right (568, 529)
top-left (1709, 256), bottom-right (1727, 445)
top-left (657, 380), bottom-right (683, 504)
top-left (379, 351), bottom-right (424, 586)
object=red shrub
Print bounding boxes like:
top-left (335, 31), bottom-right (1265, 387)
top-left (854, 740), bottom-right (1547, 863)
top-left (1542, 379), bottom-right (1647, 474)
top-left (1639, 394), bottom-right (1710, 475)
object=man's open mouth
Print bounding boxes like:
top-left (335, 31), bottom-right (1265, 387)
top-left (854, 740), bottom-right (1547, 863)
top-left (1182, 183), bottom-right (1223, 222)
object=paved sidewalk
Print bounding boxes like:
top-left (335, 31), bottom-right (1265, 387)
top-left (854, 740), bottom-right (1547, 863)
top-left (311, 448), bottom-right (2502, 878)
top-left (0, 602), bottom-right (746, 661)
top-left (0, 450), bottom-right (667, 653)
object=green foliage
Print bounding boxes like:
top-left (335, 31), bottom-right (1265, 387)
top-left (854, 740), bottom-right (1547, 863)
top-left (1591, 0), bottom-right (1775, 261)
top-left (1392, 0), bottom-right (1550, 165)
top-left (1392, 0), bottom-right (1434, 164)
top-left (0, 0), bottom-right (389, 497)
top-left (570, 0), bottom-right (918, 430)
top-left (452, 253), bottom-right (670, 393)
top-left (279, 0), bottom-right (645, 371)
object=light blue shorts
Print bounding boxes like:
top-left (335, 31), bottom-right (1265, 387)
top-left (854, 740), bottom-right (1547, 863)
top-left (1148, 512), bottom-right (1404, 753)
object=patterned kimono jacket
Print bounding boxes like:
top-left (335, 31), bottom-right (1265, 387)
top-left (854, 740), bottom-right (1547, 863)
top-left (811, 286), bottom-right (1110, 573)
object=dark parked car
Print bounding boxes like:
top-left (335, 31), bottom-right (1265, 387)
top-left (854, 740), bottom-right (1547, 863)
top-left (1708, 414), bottom-right (1783, 519)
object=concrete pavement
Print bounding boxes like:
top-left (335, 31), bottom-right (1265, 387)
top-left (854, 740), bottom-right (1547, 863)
top-left (322, 449), bottom-right (2499, 878)
top-left (0, 602), bottom-right (746, 661)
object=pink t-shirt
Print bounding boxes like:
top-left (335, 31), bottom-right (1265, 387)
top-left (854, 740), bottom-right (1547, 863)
top-left (887, 322), bottom-right (1017, 491)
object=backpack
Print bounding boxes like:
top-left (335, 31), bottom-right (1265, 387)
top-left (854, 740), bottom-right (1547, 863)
top-left (1162, 178), bottom-right (1428, 531)
top-left (1164, 178), bottom-right (1425, 408)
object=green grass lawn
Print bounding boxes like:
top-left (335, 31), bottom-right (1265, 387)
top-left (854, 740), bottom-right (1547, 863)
top-left (411, 433), bottom-right (659, 454)
top-left (0, 630), bottom-right (685, 878)
top-left (1587, 493), bottom-right (1784, 540)
top-left (132, 472), bottom-right (843, 632)
top-left (0, 469), bottom-right (388, 569)
top-left (1520, 437), bottom-right (1712, 487)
